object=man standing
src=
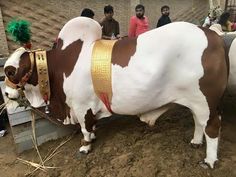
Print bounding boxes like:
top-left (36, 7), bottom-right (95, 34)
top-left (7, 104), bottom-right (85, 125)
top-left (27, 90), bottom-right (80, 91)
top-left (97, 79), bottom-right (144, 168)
top-left (156, 5), bottom-right (171, 28)
top-left (100, 5), bottom-right (120, 40)
top-left (128, 4), bottom-right (149, 37)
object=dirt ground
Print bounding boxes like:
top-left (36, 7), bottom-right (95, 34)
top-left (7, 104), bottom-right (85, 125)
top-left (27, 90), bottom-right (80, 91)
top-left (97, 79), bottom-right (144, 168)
top-left (0, 95), bottom-right (235, 177)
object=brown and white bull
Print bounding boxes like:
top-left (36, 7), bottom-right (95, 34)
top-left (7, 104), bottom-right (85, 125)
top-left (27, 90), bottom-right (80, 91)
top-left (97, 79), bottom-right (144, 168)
top-left (4, 17), bottom-right (229, 168)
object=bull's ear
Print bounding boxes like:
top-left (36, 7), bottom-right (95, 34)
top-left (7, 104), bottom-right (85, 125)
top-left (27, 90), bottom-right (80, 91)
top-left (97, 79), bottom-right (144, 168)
top-left (4, 66), bottom-right (17, 78)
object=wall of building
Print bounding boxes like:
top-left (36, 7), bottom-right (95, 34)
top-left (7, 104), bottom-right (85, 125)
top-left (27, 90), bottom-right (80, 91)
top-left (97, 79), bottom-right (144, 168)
top-left (0, 0), bottom-right (209, 56)
top-left (0, 8), bottom-right (9, 58)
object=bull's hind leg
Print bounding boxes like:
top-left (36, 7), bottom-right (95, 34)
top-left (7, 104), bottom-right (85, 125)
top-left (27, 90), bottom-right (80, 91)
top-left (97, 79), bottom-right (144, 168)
top-left (203, 114), bottom-right (221, 168)
top-left (189, 102), bottom-right (220, 168)
top-left (176, 94), bottom-right (219, 168)
top-left (189, 104), bottom-right (209, 147)
top-left (176, 96), bottom-right (209, 145)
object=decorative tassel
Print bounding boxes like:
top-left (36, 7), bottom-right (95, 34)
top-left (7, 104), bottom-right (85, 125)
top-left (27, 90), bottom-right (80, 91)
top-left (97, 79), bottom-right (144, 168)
top-left (6, 19), bottom-right (32, 48)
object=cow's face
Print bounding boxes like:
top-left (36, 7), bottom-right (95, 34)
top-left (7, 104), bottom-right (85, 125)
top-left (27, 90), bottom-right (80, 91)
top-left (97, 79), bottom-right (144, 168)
top-left (4, 48), bottom-right (46, 107)
top-left (4, 47), bottom-right (28, 99)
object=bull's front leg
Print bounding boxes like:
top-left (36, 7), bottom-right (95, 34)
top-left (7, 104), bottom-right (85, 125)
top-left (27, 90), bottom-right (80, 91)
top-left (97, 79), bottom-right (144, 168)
top-left (80, 128), bottom-right (95, 153)
top-left (77, 109), bottom-right (97, 154)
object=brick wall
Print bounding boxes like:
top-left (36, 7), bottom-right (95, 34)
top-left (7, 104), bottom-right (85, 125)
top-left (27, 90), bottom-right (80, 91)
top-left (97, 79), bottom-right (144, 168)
top-left (0, 0), bottom-right (209, 55)
top-left (0, 8), bottom-right (9, 58)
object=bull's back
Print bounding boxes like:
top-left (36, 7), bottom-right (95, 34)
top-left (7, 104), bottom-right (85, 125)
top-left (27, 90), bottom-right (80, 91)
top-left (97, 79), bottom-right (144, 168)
top-left (111, 22), bottom-right (212, 114)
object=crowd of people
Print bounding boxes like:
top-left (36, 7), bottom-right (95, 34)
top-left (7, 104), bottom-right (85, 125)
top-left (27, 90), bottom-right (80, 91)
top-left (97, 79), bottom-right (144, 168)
top-left (80, 4), bottom-right (236, 39)
top-left (79, 4), bottom-right (172, 40)
top-left (202, 10), bottom-right (236, 32)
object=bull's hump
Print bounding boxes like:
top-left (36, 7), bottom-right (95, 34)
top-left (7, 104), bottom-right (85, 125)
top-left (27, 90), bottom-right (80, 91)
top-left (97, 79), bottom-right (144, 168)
top-left (111, 38), bottom-right (137, 67)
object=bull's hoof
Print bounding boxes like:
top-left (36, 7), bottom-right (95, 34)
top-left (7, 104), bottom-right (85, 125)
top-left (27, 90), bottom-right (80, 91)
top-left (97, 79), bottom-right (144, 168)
top-left (199, 161), bottom-right (211, 169)
top-left (190, 139), bottom-right (203, 149)
top-left (79, 150), bottom-right (89, 154)
top-left (199, 159), bottom-right (218, 169)
top-left (79, 145), bottom-right (91, 154)
top-left (190, 143), bottom-right (203, 149)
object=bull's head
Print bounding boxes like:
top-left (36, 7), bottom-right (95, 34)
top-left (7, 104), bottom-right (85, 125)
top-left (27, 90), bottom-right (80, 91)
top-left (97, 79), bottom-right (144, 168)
top-left (4, 47), bottom-right (45, 107)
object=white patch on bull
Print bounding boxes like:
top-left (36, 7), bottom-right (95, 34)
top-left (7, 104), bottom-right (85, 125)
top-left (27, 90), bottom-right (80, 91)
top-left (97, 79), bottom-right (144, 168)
top-left (23, 84), bottom-right (45, 107)
top-left (69, 116), bottom-right (76, 124)
top-left (92, 125), bottom-right (96, 131)
top-left (79, 144), bottom-right (91, 154)
top-left (69, 107), bottom-right (79, 124)
top-left (139, 104), bottom-right (172, 126)
top-left (63, 116), bottom-right (71, 125)
top-left (58, 17), bottom-right (102, 50)
top-left (4, 80), bottom-right (45, 108)
top-left (204, 134), bottom-right (218, 168)
top-left (111, 22), bottom-right (208, 115)
top-left (4, 47), bottom-right (26, 69)
top-left (5, 86), bottom-right (19, 99)
top-left (228, 38), bottom-right (236, 94)
top-left (95, 109), bottom-right (112, 120)
top-left (90, 132), bottom-right (96, 140)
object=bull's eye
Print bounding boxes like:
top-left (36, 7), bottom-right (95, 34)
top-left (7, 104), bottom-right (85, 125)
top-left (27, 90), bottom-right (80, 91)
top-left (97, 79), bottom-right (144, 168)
top-left (7, 71), bottom-right (15, 76)
top-left (4, 66), bottom-right (17, 78)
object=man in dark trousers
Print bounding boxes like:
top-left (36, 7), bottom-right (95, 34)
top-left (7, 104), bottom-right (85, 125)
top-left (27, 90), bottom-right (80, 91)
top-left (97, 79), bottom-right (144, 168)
top-left (156, 5), bottom-right (171, 28)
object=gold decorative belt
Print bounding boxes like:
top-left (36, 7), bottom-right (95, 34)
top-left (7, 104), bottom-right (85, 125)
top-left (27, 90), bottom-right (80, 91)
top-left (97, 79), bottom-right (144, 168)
top-left (35, 50), bottom-right (50, 101)
top-left (91, 40), bottom-right (117, 112)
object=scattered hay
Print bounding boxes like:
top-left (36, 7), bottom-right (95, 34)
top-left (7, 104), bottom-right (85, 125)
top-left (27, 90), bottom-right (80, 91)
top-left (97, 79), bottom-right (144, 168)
top-left (20, 130), bottom-right (75, 176)
top-left (1, 90), bottom-right (76, 176)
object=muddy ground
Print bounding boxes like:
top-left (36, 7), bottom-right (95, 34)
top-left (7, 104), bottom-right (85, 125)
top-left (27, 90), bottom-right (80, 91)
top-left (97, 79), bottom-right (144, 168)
top-left (0, 95), bottom-right (235, 177)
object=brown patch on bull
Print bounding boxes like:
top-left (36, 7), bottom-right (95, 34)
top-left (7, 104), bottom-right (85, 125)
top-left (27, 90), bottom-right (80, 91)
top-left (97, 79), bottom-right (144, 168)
top-left (205, 116), bottom-right (221, 138)
top-left (84, 109), bottom-right (97, 132)
top-left (45, 38), bottom-right (83, 124)
top-left (199, 27), bottom-right (228, 138)
top-left (111, 37), bottom-right (137, 67)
